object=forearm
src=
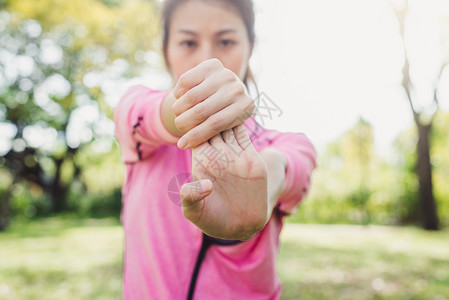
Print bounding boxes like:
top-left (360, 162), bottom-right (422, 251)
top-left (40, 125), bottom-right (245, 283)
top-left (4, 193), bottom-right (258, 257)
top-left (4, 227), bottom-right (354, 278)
top-left (161, 91), bottom-right (184, 138)
top-left (259, 148), bottom-right (287, 223)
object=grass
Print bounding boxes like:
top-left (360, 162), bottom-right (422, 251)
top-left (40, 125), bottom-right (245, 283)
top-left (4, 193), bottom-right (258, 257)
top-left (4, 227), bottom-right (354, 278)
top-left (0, 217), bottom-right (448, 299)
top-left (279, 224), bottom-right (449, 300)
top-left (0, 217), bottom-right (123, 300)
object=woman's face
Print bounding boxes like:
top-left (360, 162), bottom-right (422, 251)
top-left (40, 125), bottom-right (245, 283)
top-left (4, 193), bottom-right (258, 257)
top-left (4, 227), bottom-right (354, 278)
top-left (166, 0), bottom-right (252, 82)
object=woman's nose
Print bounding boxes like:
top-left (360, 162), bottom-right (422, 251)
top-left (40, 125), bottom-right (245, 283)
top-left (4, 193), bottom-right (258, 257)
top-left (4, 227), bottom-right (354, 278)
top-left (196, 43), bottom-right (217, 64)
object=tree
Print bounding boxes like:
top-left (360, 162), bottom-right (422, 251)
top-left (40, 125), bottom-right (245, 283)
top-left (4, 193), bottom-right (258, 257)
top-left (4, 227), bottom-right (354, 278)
top-left (327, 117), bottom-right (375, 223)
top-left (394, 0), bottom-right (448, 230)
top-left (0, 0), bottom-right (161, 230)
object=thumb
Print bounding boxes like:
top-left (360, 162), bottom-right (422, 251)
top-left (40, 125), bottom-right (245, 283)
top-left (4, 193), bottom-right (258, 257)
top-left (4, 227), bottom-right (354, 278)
top-left (180, 179), bottom-right (213, 209)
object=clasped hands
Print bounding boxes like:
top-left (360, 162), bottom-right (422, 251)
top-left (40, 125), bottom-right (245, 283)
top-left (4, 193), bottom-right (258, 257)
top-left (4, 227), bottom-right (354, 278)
top-left (171, 58), bottom-right (269, 241)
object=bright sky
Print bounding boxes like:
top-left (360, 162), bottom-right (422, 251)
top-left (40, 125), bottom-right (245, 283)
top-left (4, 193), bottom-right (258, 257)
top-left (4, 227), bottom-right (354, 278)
top-left (249, 0), bottom-right (449, 155)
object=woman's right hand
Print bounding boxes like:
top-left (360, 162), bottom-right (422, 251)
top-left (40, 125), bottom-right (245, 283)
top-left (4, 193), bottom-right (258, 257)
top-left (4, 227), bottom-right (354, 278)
top-left (180, 125), bottom-right (269, 241)
top-left (171, 58), bottom-right (255, 150)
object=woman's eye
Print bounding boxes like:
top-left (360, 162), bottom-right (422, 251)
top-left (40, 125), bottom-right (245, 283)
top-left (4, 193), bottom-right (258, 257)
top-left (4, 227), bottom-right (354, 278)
top-left (219, 39), bottom-right (236, 47)
top-left (180, 40), bottom-right (197, 48)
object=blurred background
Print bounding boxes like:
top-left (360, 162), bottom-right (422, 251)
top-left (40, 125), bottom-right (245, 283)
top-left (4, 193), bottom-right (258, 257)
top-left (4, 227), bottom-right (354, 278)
top-left (0, 0), bottom-right (448, 299)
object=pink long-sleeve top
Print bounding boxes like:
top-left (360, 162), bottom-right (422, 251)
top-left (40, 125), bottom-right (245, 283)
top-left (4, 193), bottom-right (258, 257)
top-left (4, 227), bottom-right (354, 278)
top-left (114, 85), bottom-right (316, 300)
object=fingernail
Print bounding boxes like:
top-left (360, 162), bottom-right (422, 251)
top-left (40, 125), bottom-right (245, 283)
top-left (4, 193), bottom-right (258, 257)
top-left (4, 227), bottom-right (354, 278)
top-left (177, 136), bottom-right (188, 149)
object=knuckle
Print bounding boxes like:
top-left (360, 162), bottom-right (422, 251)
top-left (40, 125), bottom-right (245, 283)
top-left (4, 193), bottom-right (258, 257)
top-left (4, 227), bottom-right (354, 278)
top-left (183, 91), bottom-right (193, 105)
top-left (173, 89), bottom-right (182, 99)
top-left (208, 116), bottom-right (224, 132)
top-left (174, 117), bottom-right (186, 132)
top-left (208, 58), bottom-right (223, 68)
top-left (223, 69), bottom-right (237, 82)
top-left (185, 88), bottom-right (200, 104)
top-left (172, 102), bottom-right (181, 116)
top-left (232, 82), bottom-right (245, 95)
top-left (194, 103), bottom-right (208, 121)
top-left (243, 98), bottom-right (255, 116)
top-left (173, 86), bottom-right (181, 98)
top-left (177, 74), bottom-right (189, 91)
top-left (204, 59), bottom-right (223, 77)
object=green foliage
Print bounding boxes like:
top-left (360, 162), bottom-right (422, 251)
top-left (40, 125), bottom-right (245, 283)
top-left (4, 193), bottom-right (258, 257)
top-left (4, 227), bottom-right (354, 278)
top-left (0, 0), bottom-right (160, 221)
top-left (1, 0), bottom-right (447, 228)
top-left (290, 118), bottom-right (400, 225)
top-left (390, 126), bottom-right (420, 224)
top-left (8, 182), bottom-right (52, 218)
top-left (66, 184), bottom-right (122, 219)
top-left (289, 114), bottom-right (448, 228)
top-left (432, 111), bottom-right (449, 225)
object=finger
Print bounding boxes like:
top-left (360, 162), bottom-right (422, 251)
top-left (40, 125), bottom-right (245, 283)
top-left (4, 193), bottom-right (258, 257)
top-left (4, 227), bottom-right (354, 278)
top-left (191, 143), bottom-right (217, 180)
top-left (206, 134), bottom-right (223, 166)
top-left (173, 83), bottom-right (237, 133)
top-left (221, 128), bottom-right (236, 144)
top-left (222, 128), bottom-right (241, 154)
top-left (179, 105), bottom-right (237, 149)
top-left (209, 132), bottom-right (224, 147)
top-left (181, 100), bottom-right (253, 149)
top-left (180, 179), bottom-right (213, 209)
top-left (173, 58), bottom-right (223, 99)
top-left (172, 71), bottom-right (223, 117)
top-left (233, 124), bottom-right (256, 153)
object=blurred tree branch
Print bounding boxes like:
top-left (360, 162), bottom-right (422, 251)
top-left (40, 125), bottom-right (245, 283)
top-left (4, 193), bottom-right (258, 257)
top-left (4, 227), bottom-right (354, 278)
top-left (393, 0), bottom-right (448, 230)
top-left (0, 0), bottom-right (161, 230)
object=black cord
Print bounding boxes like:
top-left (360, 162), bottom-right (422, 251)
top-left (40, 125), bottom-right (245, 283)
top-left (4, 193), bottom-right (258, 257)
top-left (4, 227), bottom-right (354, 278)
top-left (187, 234), bottom-right (242, 300)
top-left (187, 234), bottom-right (211, 300)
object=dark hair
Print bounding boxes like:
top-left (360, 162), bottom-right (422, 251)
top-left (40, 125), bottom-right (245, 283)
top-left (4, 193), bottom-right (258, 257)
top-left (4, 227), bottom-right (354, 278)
top-left (161, 0), bottom-right (257, 89)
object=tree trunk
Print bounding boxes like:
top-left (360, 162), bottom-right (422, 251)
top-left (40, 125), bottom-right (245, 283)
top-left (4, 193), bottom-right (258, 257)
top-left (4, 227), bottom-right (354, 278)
top-left (52, 158), bottom-right (67, 212)
top-left (0, 190), bottom-right (11, 231)
top-left (416, 121), bottom-right (439, 230)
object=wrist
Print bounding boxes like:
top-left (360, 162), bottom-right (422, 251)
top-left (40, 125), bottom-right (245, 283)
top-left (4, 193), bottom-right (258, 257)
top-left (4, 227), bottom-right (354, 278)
top-left (161, 90), bottom-right (184, 138)
top-left (259, 148), bottom-right (287, 217)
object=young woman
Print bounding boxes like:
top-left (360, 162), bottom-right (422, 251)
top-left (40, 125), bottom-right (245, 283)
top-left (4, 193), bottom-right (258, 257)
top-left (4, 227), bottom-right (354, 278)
top-left (114, 0), bottom-right (316, 299)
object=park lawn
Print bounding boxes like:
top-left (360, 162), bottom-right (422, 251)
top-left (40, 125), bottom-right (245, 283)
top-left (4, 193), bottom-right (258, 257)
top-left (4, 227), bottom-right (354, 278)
top-left (0, 217), bottom-right (123, 300)
top-left (0, 217), bottom-right (448, 300)
top-left (279, 223), bottom-right (449, 300)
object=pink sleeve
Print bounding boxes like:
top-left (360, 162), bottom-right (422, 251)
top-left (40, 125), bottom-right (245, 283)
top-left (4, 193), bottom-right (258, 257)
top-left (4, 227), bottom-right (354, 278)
top-left (246, 119), bottom-right (317, 215)
top-left (114, 85), bottom-right (179, 163)
top-left (269, 132), bottom-right (316, 215)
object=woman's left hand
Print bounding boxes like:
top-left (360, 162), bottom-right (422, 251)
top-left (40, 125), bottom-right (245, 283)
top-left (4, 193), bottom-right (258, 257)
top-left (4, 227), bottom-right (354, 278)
top-left (171, 58), bottom-right (255, 150)
top-left (179, 125), bottom-right (269, 241)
